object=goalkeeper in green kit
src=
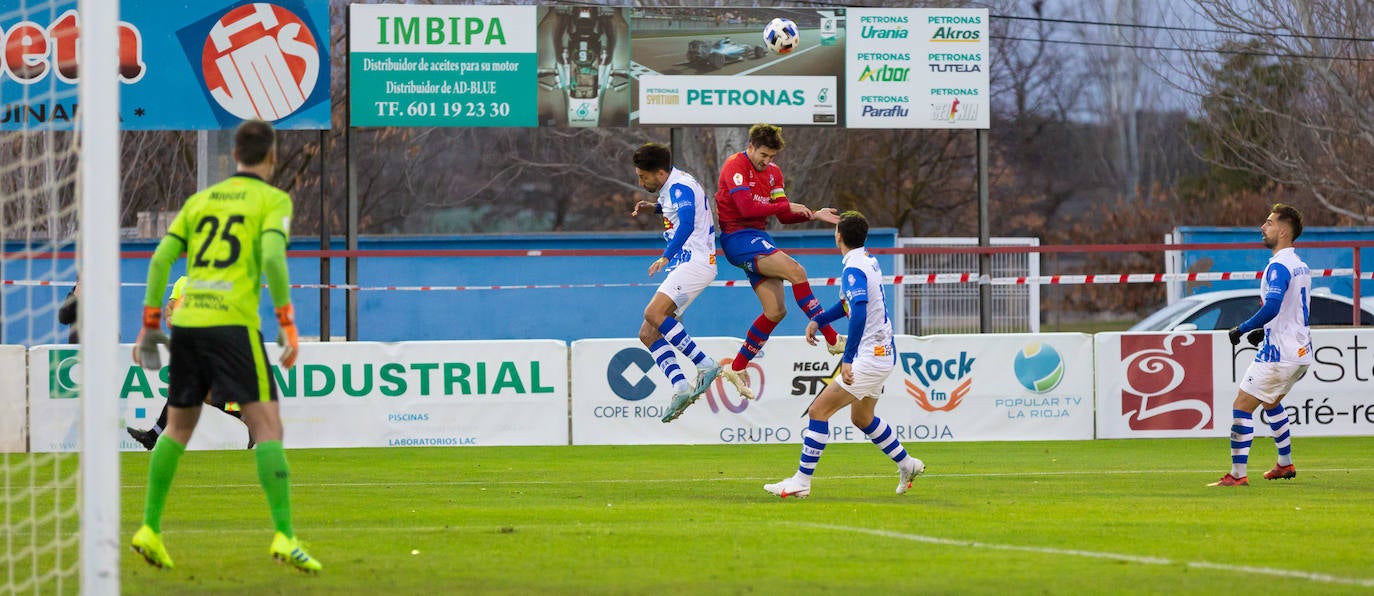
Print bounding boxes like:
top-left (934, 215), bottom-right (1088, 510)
top-left (129, 119), bottom-right (320, 573)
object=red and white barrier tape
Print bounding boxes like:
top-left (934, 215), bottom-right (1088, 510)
top-left (6, 269), bottom-right (1373, 291)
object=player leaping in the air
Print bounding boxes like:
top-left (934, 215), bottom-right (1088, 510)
top-left (716, 123), bottom-right (843, 399)
top-left (629, 142), bottom-right (722, 423)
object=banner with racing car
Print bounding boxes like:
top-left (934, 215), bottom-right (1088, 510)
top-left (630, 7), bottom-right (843, 126)
top-left (344, 5), bottom-right (985, 128)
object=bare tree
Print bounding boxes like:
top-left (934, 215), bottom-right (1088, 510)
top-left (118, 131), bottom-right (197, 225)
top-left (1182, 0), bottom-right (1374, 223)
top-left (987, 0), bottom-right (1094, 233)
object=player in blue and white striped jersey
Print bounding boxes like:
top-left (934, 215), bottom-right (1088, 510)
top-left (764, 211), bottom-right (924, 499)
top-left (629, 143), bottom-right (722, 423)
top-left (1211, 203), bottom-right (1312, 487)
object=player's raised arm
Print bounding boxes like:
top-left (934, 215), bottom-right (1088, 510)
top-left (724, 184), bottom-right (792, 220)
top-left (776, 201), bottom-right (813, 224)
top-left (812, 207), bottom-right (840, 225)
top-left (631, 199), bottom-right (659, 217)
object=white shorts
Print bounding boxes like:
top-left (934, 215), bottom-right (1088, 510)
top-left (834, 353), bottom-right (895, 400)
top-left (657, 258), bottom-right (716, 315)
top-left (1238, 362), bottom-right (1309, 405)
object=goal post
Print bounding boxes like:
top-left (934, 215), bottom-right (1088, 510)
top-left (0, 0), bottom-right (121, 592)
top-left (78, 0), bottom-right (121, 592)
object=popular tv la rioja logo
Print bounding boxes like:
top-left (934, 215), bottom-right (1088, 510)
top-left (1119, 333), bottom-right (1214, 430)
top-left (186, 2), bottom-right (323, 122)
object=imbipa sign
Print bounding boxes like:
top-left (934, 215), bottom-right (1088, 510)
top-left (349, 4), bottom-right (537, 53)
top-left (1095, 329), bottom-right (1374, 438)
top-left (25, 340), bottom-right (569, 452)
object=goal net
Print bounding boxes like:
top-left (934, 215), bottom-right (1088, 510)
top-left (2, 0), bottom-right (121, 593)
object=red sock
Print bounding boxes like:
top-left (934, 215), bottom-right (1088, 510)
top-left (791, 282), bottom-right (839, 344)
top-left (734, 314), bottom-right (778, 371)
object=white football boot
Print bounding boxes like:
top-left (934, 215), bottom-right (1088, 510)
top-left (826, 335), bottom-right (846, 356)
top-left (718, 359), bottom-right (756, 400)
top-left (764, 474), bottom-right (811, 499)
top-left (896, 458), bottom-right (925, 495)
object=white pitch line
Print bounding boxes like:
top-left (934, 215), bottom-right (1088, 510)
top-left (792, 522), bottom-right (1374, 588)
top-left (118, 467), bottom-right (1374, 490)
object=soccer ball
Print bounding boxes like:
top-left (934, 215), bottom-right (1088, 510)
top-left (763, 18), bottom-right (799, 54)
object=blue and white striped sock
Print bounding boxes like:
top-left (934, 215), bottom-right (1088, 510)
top-left (797, 418), bottom-right (829, 480)
top-left (861, 417), bottom-right (913, 467)
top-left (658, 317), bottom-right (710, 368)
top-left (650, 338), bottom-right (689, 393)
top-left (1230, 409), bottom-right (1254, 478)
top-left (1265, 404), bottom-right (1293, 466)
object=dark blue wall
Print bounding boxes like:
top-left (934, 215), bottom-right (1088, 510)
top-left (4, 229), bottom-right (897, 344)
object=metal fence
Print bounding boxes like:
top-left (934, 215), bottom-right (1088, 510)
top-left (892, 237), bottom-right (1040, 335)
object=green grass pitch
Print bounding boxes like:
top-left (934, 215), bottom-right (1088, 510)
top-left (110, 437), bottom-right (1374, 594)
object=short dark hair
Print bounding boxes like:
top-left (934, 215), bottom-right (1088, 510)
top-left (1272, 203), bottom-right (1303, 240)
top-left (837, 210), bottom-right (868, 248)
top-left (748, 123), bottom-right (784, 151)
top-left (234, 119), bottom-right (276, 166)
top-left (632, 143), bottom-right (672, 173)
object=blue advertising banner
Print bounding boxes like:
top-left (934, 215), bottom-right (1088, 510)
top-left (0, 0), bottom-right (330, 130)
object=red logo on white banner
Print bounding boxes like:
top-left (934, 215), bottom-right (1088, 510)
top-left (707, 362), bottom-right (764, 414)
top-left (1120, 333), bottom-right (1214, 430)
top-left (201, 3), bottom-right (320, 120)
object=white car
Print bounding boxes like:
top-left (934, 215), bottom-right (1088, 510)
top-left (1129, 288), bottom-right (1374, 332)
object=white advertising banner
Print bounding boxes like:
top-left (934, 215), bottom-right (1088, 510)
top-left (1096, 330), bottom-right (1374, 439)
top-left (846, 8), bottom-right (989, 129)
top-left (27, 340), bottom-right (568, 452)
top-left (28, 345), bottom-right (251, 452)
top-left (571, 334), bottom-right (1094, 445)
top-left (0, 345), bottom-right (26, 452)
top-left (637, 75), bottom-right (838, 125)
